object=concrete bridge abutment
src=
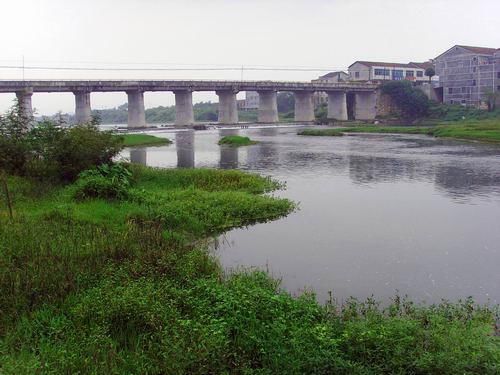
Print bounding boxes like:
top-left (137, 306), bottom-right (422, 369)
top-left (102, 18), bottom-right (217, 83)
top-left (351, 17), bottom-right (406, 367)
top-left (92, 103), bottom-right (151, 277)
top-left (354, 91), bottom-right (377, 120)
top-left (127, 90), bottom-right (146, 128)
top-left (74, 91), bottom-right (92, 124)
top-left (216, 90), bottom-right (238, 124)
top-left (257, 90), bottom-right (278, 123)
top-left (293, 91), bottom-right (315, 122)
top-left (174, 90), bottom-right (194, 126)
top-left (327, 91), bottom-right (348, 121)
top-left (15, 88), bottom-right (34, 125)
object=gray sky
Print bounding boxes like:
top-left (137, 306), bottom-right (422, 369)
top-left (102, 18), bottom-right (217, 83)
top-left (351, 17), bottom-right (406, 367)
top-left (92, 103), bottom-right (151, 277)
top-left (1, 0), bottom-right (498, 115)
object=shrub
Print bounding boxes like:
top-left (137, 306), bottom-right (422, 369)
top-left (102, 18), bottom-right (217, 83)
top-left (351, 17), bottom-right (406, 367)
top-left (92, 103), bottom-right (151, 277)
top-left (0, 103), bottom-right (123, 182)
top-left (381, 81), bottom-right (430, 120)
top-left (73, 163), bottom-right (132, 201)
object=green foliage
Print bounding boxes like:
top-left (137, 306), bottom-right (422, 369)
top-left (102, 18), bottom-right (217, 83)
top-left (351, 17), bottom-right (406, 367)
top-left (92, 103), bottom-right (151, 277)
top-left (277, 92), bottom-right (295, 113)
top-left (0, 104), bottom-right (123, 182)
top-left (218, 135), bottom-right (258, 146)
top-left (121, 134), bottom-right (172, 147)
top-left (298, 128), bottom-right (344, 136)
top-left (314, 103), bottom-right (328, 124)
top-left (381, 81), bottom-right (430, 119)
top-left (73, 163), bottom-right (132, 201)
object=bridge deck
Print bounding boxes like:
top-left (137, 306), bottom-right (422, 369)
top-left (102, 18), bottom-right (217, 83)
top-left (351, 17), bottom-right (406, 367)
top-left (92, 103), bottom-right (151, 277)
top-left (0, 80), bottom-right (378, 93)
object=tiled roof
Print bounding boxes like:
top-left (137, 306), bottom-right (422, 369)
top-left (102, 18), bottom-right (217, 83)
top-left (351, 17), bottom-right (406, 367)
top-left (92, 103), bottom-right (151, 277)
top-left (349, 61), bottom-right (424, 69)
top-left (457, 45), bottom-right (498, 55)
top-left (410, 61), bottom-right (434, 70)
top-left (319, 71), bottom-right (348, 78)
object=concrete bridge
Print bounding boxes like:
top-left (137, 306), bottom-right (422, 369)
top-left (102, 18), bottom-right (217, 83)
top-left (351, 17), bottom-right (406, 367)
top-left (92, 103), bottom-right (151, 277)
top-left (0, 80), bottom-right (378, 127)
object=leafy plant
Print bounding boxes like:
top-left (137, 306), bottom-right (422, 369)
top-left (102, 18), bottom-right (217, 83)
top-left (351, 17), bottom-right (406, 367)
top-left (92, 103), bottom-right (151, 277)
top-left (381, 81), bottom-right (430, 120)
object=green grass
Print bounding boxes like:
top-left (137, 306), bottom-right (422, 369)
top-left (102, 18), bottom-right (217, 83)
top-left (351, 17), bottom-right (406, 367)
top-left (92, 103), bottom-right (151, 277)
top-left (298, 128), bottom-right (344, 137)
top-left (299, 118), bottom-right (500, 143)
top-left (218, 135), bottom-right (258, 147)
top-left (121, 134), bottom-right (172, 147)
top-left (0, 167), bottom-right (499, 374)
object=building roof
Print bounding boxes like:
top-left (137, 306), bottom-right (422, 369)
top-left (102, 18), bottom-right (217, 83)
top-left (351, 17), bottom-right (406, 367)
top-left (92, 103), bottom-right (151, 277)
top-left (348, 61), bottom-right (424, 69)
top-left (434, 45), bottom-right (500, 60)
top-left (319, 71), bottom-right (348, 78)
top-left (410, 61), bottom-right (434, 70)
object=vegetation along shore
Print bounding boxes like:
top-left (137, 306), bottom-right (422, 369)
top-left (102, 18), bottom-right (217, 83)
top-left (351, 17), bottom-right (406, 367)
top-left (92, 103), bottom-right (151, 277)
top-left (1, 103), bottom-right (499, 373)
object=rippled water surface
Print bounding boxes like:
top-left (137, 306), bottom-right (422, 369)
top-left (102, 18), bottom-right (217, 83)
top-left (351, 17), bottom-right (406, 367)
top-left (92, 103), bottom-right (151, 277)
top-left (124, 126), bottom-right (500, 304)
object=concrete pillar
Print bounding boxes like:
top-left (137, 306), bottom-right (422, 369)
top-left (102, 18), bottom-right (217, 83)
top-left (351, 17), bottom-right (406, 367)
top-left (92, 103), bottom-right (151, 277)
top-left (327, 91), bottom-right (348, 120)
top-left (354, 91), bottom-right (377, 120)
top-left (294, 91), bottom-right (315, 122)
top-left (129, 148), bottom-right (147, 165)
top-left (15, 88), bottom-right (33, 123)
top-left (127, 90), bottom-right (146, 128)
top-left (216, 90), bottom-right (238, 124)
top-left (74, 91), bottom-right (92, 124)
top-left (257, 90), bottom-right (278, 123)
top-left (174, 90), bottom-right (194, 126)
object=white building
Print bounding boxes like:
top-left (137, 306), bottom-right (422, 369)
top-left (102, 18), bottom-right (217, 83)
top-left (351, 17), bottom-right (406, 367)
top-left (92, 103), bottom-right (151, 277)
top-left (348, 61), bottom-right (431, 83)
top-left (243, 91), bottom-right (259, 110)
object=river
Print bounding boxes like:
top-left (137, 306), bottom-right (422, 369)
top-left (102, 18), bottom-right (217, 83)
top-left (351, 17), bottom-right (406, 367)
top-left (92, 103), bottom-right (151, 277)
top-left (122, 126), bottom-right (500, 305)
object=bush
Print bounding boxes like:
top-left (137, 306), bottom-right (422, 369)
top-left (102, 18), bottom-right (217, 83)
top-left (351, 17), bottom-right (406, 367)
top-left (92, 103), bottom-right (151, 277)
top-left (0, 104), bottom-right (123, 182)
top-left (381, 81), bottom-right (430, 120)
top-left (73, 163), bottom-right (132, 201)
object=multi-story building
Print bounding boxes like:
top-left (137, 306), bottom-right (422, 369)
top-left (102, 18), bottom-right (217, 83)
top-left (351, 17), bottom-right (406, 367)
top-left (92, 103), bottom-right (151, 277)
top-left (434, 45), bottom-right (500, 106)
top-left (348, 61), bottom-right (430, 83)
top-left (311, 71), bottom-right (349, 108)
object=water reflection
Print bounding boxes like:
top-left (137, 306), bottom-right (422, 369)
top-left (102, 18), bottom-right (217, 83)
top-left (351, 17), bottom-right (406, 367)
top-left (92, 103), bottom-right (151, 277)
top-left (176, 131), bottom-right (195, 168)
top-left (123, 128), bottom-right (500, 303)
top-left (129, 148), bottom-right (147, 165)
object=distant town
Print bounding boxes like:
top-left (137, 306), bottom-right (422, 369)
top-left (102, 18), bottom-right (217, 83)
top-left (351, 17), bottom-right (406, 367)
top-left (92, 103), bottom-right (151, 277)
top-left (237, 44), bottom-right (499, 111)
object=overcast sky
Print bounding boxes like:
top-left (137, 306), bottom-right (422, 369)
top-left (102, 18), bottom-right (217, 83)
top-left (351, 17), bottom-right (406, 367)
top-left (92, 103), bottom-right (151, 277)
top-left (0, 0), bottom-right (498, 115)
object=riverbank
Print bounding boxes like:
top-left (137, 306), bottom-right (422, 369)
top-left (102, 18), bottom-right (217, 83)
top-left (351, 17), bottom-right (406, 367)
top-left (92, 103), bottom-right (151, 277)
top-left (121, 133), bottom-right (172, 147)
top-left (300, 118), bottom-right (500, 143)
top-left (1, 165), bottom-right (499, 373)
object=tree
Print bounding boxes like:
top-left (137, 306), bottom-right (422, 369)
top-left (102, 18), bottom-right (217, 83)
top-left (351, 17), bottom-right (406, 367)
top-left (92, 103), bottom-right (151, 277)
top-left (425, 67), bottom-right (435, 84)
top-left (381, 81), bottom-right (430, 120)
top-left (484, 89), bottom-right (499, 112)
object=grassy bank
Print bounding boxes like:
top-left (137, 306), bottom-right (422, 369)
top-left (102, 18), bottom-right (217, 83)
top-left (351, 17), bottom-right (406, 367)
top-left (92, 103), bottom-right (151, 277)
top-left (121, 134), bottom-right (172, 147)
top-left (298, 128), bottom-right (344, 137)
top-left (0, 166), bottom-right (499, 373)
top-left (218, 135), bottom-right (258, 146)
top-left (299, 118), bottom-right (500, 143)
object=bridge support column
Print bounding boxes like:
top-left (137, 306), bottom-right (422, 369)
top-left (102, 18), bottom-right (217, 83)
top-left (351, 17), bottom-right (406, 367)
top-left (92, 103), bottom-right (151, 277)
top-left (294, 91), bottom-right (314, 122)
top-left (15, 88), bottom-right (34, 124)
top-left (216, 90), bottom-right (238, 124)
top-left (127, 90), bottom-right (146, 128)
top-left (327, 91), bottom-right (348, 120)
top-left (174, 90), bottom-right (194, 126)
top-left (354, 91), bottom-right (377, 120)
top-left (74, 91), bottom-right (92, 124)
top-left (257, 90), bottom-right (278, 123)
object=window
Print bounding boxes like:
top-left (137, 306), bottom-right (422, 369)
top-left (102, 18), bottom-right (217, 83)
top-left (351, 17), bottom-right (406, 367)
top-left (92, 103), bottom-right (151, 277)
top-left (416, 71), bottom-right (423, 77)
top-left (406, 70), bottom-right (415, 77)
top-left (472, 80), bottom-right (476, 86)
top-left (497, 85), bottom-right (500, 91)
top-left (392, 70), bottom-right (404, 80)
top-left (462, 87), bottom-right (467, 93)
top-left (448, 87), bottom-right (453, 94)
top-left (450, 100), bottom-right (454, 104)
top-left (497, 72), bottom-right (500, 79)
top-left (374, 68), bottom-right (390, 76)
top-left (355, 72), bottom-right (360, 78)
top-left (472, 67), bottom-right (476, 72)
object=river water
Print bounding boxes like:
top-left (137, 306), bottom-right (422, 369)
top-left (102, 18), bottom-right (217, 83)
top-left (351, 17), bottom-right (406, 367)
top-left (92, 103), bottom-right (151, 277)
top-left (123, 126), bottom-right (500, 305)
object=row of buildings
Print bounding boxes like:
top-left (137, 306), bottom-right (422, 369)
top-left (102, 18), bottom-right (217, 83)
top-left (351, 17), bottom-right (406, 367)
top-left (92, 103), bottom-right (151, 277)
top-left (241, 45), bottom-right (500, 110)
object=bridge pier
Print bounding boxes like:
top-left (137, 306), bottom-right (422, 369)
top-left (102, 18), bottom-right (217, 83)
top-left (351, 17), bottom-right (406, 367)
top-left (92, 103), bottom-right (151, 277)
top-left (327, 92), bottom-right (348, 121)
top-left (127, 90), bottom-right (146, 128)
top-left (257, 90), bottom-right (278, 123)
top-left (354, 92), bottom-right (377, 120)
top-left (74, 91), bottom-right (92, 124)
top-left (293, 91), bottom-right (314, 122)
top-left (15, 88), bottom-right (33, 124)
top-left (216, 90), bottom-right (238, 124)
top-left (174, 90), bottom-right (194, 126)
